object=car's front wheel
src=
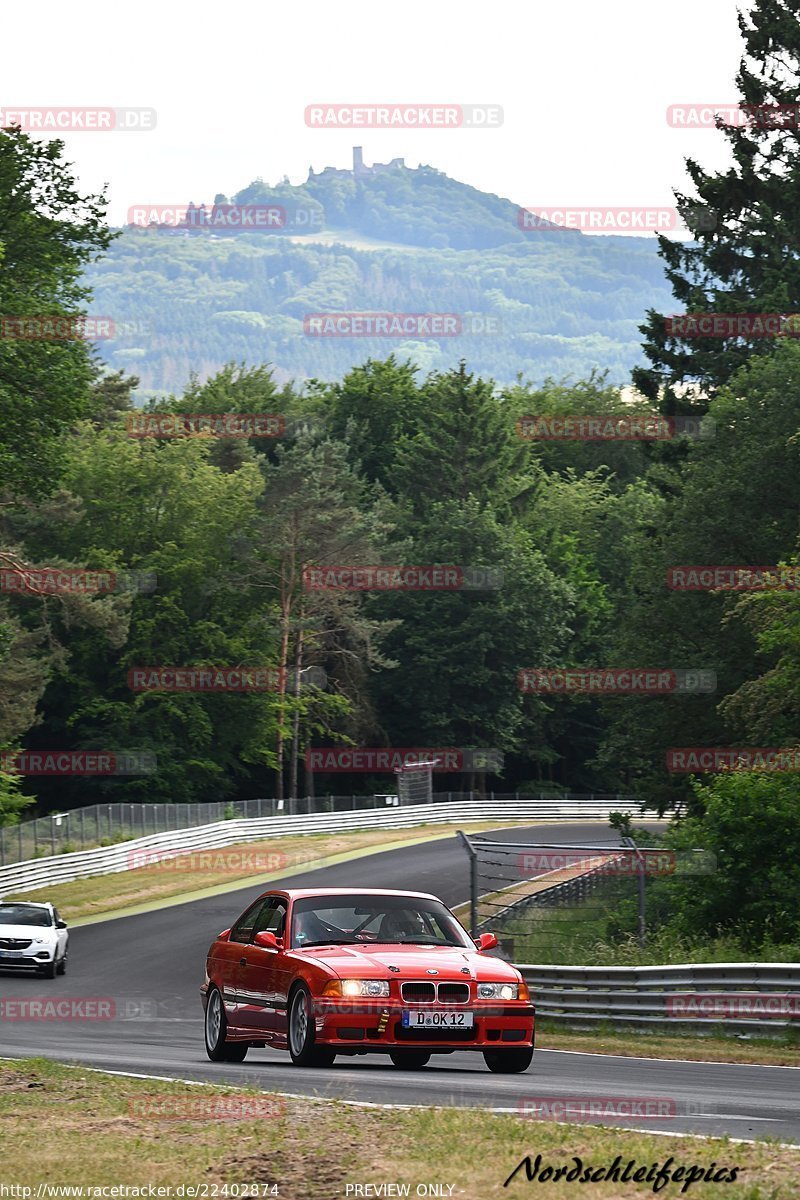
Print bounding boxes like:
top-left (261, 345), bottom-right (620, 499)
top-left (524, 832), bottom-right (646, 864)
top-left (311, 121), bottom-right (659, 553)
top-left (483, 1046), bottom-right (533, 1073)
top-left (56, 950), bottom-right (67, 976)
top-left (287, 984), bottom-right (336, 1067)
top-left (389, 1051), bottom-right (431, 1070)
top-left (38, 958), bottom-right (57, 979)
top-left (204, 986), bottom-right (248, 1063)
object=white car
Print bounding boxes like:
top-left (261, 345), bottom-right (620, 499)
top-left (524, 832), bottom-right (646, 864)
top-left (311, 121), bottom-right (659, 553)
top-left (0, 901), bottom-right (69, 978)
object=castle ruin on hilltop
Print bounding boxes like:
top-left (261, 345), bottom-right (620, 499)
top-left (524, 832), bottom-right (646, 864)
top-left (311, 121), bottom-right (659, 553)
top-left (307, 146), bottom-right (405, 182)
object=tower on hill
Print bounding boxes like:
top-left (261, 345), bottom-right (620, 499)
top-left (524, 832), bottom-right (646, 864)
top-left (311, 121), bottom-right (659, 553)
top-left (308, 147), bottom-right (405, 182)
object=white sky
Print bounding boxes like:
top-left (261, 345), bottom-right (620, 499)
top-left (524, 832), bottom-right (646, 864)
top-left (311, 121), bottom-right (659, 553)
top-left (4, 0), bottom-right (749, 228)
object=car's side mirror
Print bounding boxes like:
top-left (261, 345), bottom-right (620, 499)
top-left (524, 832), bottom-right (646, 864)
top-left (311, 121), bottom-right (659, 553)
top-left (55, 920), bottom-right (67, 930)
top-left (218, 928), bottom-right (231, 941)
top-left (475, 932), bottom-right (498, 951)
top-left (254, 931), bottom-right (282, 951)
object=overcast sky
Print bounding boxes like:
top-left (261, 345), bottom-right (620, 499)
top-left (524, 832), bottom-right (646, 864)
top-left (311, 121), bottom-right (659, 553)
top-left (5, 0), bottom-right (750, 228)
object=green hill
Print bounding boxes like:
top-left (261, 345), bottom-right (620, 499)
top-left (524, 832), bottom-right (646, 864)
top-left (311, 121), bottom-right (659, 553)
top-left (87, 159), bottom-right (674, 394)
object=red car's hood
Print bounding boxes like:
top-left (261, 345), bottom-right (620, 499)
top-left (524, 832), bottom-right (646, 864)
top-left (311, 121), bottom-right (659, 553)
top-left (295, 943), bottom-right (519, 981)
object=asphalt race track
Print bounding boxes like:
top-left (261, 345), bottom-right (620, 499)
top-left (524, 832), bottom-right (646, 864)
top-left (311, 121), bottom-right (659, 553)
top-left (1, 821), bottom-right (797, 1143)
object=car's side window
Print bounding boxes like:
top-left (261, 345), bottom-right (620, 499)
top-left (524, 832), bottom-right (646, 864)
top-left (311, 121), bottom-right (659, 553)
top-left (230, 899), bottom-right (269, 944)
top-left (252, 900), bottom-right (287, 940)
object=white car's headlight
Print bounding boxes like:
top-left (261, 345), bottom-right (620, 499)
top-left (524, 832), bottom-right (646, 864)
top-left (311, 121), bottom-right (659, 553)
top-left (340, 979), bottom-right (390, 998)
top-left (477, 982), bottom-right (519, 1000)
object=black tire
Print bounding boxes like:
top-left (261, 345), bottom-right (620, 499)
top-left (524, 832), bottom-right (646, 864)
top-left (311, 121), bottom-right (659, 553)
top-left (287, 984), bottom-right (336, 1067)
top-left (39, 958), bottom-right (57, 979)
top-left (483, 1046), bottom-right (534, 1074)
top-left (389, 1051), bottom-right (431, 1070)
top-left (204, 986), bottom-right (248, 1063)
top-left (56, 951), bottom-right (67, 976)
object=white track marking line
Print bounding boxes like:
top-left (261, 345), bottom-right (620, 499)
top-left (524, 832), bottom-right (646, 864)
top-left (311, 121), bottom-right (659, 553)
top-left (1, 1056), bottom-right (797, 1147)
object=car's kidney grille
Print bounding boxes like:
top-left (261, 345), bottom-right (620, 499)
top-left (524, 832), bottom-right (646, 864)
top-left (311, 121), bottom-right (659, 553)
top-left (401, 981), bottom-right (471, 1004)
top-left (402, 982), bottom-right (435, 1002)
top-left (437, 983), bottom-right (470, 1004)
top-left (0, 938), bottom-right (32, 950)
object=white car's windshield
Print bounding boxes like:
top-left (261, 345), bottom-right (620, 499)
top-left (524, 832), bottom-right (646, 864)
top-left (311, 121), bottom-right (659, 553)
top-left (0, 904), bottom-right (52, 927)
top-left (291, 894), bottom-right (472, 949)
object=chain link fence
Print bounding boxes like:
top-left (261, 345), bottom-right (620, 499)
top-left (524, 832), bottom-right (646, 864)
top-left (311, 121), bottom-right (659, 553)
top-left (457, 833), bottom-right (714, 963)
top-left (0, 792), bottom-right (639, 865)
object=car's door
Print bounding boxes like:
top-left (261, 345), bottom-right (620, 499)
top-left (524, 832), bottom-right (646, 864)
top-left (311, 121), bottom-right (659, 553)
top-left (238, 899), bottom-right (289, 1038)
top-left (263, 900), bottom-right (292, 1040)
top-left (219, 898), bottom-right (268, 1025)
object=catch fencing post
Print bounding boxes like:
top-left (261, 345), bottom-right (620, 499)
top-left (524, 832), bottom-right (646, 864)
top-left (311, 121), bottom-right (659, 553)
top-left (624, 836), bottom-right (646, 946)
top-left (457, 830), bottom-right (479, 938)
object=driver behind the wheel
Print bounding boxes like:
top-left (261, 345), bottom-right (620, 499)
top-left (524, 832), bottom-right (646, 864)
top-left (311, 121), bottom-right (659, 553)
top-left (379, 908), bottom-right (426, 942)
top-left (293, 908), bottom-right (333, 946)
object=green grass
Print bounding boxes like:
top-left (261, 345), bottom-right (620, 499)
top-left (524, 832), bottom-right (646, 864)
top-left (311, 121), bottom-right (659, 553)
top-left (498, 879), bottom-right (800, 966)
top-left (537, 1021), bottom-right (800, 1065)
top-left (1, 1058), bottom-right (798, 1198)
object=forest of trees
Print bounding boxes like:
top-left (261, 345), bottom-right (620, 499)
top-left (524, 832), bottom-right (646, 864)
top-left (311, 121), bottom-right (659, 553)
top-left (88, 188), bottom-right (672, 394)
top-left (1, 0), bottom-right (800, 957)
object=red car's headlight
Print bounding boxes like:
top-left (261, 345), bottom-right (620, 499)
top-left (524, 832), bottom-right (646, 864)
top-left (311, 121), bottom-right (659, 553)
top-left (477, 980), bottom-right (530, 1001)
top-left (322, 979), bottom-right (390, 998)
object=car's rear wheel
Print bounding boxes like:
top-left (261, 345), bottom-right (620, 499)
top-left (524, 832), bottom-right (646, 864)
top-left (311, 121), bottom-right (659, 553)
top-left (204, 986), bottom-right (248, 1063)
top-left (287, 984), bottom-right (336, 1067)
top-left (389, 1051), bottom-right (431, 1070)
top-left (483, 1046), bottom-right (533, 1073)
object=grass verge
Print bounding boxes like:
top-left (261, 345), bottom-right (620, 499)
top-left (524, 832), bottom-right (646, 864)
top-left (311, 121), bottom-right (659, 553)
top-left (4, 821), bottom-right (523, 923)
top-left (536, 1022), bottom-right (800, 1067)
top-left (0, 1058), bottom-right (797, 1199)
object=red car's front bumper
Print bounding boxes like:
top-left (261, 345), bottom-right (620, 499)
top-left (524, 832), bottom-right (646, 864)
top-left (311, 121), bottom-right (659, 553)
top-left (311, 999), bottom-right (535, 1050)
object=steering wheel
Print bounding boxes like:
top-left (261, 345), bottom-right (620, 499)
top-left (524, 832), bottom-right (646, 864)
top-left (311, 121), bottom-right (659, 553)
top-left (351, 912), bottom-right (379, 937)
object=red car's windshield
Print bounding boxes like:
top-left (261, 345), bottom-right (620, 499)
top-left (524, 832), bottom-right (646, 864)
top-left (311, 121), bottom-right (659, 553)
top-left (290, 894), bottom-right (472, 949)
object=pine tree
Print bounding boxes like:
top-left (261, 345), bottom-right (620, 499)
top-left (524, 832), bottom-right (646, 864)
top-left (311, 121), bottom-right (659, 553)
top-left (635, 0), bottom-right (800, 408)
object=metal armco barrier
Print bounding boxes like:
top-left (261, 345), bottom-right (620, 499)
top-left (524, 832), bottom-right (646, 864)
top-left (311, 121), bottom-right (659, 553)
top-left (518, 962), bottom-right (800, 1035)
top-left (0, 792), bottom-right (639, 865)
top-left (0, 798), bottom-right (624, 895)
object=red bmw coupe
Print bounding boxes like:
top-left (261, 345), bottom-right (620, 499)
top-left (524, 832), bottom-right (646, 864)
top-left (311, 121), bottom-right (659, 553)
top-left (201, 887), bottom-right (534, 1072)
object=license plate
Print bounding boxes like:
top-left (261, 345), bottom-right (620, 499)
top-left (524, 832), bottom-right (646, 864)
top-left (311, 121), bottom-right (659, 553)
top-left (0, 950), bottom-right (24, 958)
top-left (402, 1010), bottom-right (474, 1028)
